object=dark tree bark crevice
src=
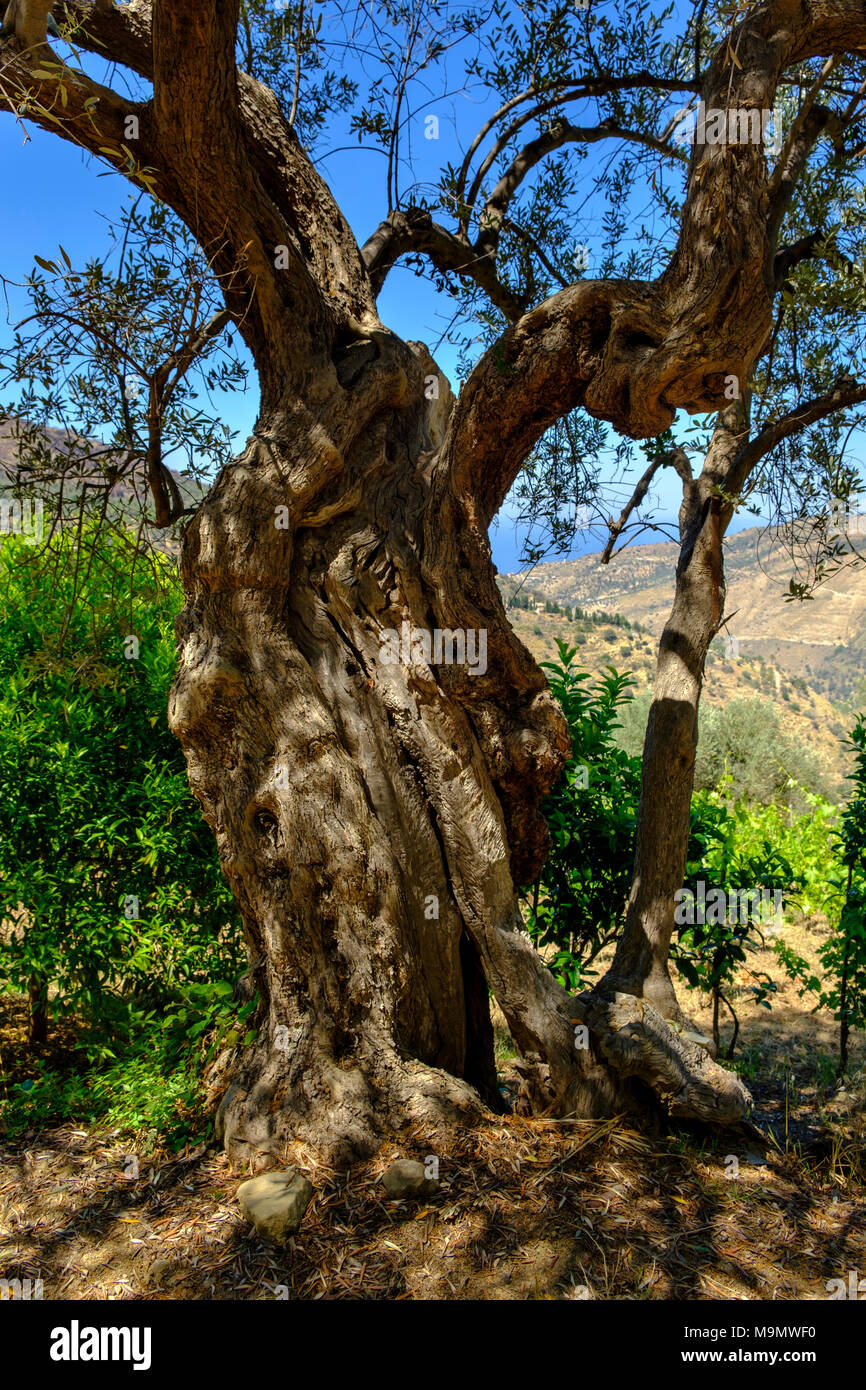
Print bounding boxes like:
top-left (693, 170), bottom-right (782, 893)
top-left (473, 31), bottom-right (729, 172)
top-left (28, 972), bottom-right (48, 1048)
top-left (458, 928), bottom-right (502, 1111)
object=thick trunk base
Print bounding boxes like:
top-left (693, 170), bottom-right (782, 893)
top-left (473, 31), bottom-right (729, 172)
top-left (204, 983), bottom-right (750, 1170)
top-left (172, 356), bottom-right (750, 1170)
top-left (209, 1042), bottom-right (486, 1169)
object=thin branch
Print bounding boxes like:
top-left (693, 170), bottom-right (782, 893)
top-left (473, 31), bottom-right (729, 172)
top-left (601, 449), bottom-right (693, 563)
top-left (155, 308), bottom-right (231, 404)
top-left (501, 216), bottom-right (570, 291)
top-left (0, 41), bottom-right (153, 184)
top-left (729, 378), bottom-right (866, 492)
top-left (768, 55), bottom-right (837, 201)
top-left (361, 206), bottom-right (525, 319)
top-left (474, 118), bottom-right (684, 261)
top-left (772, 228), bottom-right (826, 286)
top-left (288, 0), bottom-right (303, 128)
top-left (455, 72), bottom-right (700, 234)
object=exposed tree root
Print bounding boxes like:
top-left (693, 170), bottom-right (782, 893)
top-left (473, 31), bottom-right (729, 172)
top-left (578, 991), bottom-right (752, 1126)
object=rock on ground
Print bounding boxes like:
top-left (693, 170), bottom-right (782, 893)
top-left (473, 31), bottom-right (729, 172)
top-left (237, 1169), bottom-right (313, 1244)
top-left (381, 1159), bottom-right (439, 1199)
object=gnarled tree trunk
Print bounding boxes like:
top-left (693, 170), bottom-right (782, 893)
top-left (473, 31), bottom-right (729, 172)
top-left (5, 0), bottom-right (861, 1166)
top-left (168, 327), bottom-right (751, 1165)
top-left (167, 341), bottom-right (627, 1165)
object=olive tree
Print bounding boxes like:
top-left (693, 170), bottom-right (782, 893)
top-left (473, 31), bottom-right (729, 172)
top-left (2, 0), bottom-right (865, 1166)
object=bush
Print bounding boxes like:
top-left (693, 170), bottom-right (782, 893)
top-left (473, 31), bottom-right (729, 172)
top-left (776, 716), bottom-right (866, 1071)
top-left (671, 794), bottom-right (796, 1056)
top-left (0, 530), bottom-right (244, 1053)
top-left (520, 640), bottom-right (642, 989)
top-left (694, 697), bottom-right (829, 806)
top-left (614, 690), bottom-right (829, 806)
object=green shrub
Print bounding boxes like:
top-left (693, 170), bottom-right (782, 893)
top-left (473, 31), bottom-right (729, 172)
top-left (520, 640), bottom-right (642, 989)
top-left (615, 690), bottom-right (830, 806)
top-left (0, 530), bottom-right (244, 1052)
top-left (671, 794), bottom-right (796, 1056)
top-left (775, 716), bottom-right (866, 1071)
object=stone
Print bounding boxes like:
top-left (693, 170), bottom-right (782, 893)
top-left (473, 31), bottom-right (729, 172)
top-left (237, 1169), bottom-right (313, 1244)
top-left (381, 1159), bottom-right (439, 1200)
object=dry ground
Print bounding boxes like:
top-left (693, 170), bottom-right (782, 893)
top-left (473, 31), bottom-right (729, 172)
top-left (0, 914), bottom-right (863, 1301)
top-left (0, 1104), bottom-right (863, 1301)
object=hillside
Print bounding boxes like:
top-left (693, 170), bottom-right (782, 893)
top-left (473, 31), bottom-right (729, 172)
top-left (504, 524), bottom-right (866, 708)
top-left (0, 418), bottom-right (205, 518)
top-left (497, 575), bottom-right (849, 795)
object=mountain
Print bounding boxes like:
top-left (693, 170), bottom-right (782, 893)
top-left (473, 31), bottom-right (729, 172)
top-left (503, 524), bottom-right (866, 709)
top-left (0, 418), bottom-right (206, 518)
top-left (497, 530), bottom-right (861, 796)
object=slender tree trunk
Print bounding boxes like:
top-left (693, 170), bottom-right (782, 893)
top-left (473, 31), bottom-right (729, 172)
top-left (839, 865), bottom-right (852, 1074)
top-left (601, 404), bottom-right (745, 1028)
top-left (28, 972), bottom-right (47, 1048)
top-left (600, 481), bottom-right (726, 1022)
top-left (720, 991), bottom-right (739, 1060)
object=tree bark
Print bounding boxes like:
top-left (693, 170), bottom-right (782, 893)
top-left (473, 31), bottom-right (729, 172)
top-left (839, 864), bottom-right (852, 1074)
top-left (28, 971), bottom-right (47, 1048)
top-left (601, 403), bottom-right (744, 1023)
top-left (168, 344), bottom-right (629, 1164)
top-left (169, 342), bottom-right (755, 1165)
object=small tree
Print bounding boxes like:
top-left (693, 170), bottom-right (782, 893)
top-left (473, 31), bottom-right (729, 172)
top-left (531, 666), bottom-right (796, 1059)
top-left (777, 717), bottom-right (866, 1072)
top-left (672, 795), bottom-right (794, 1057)
top-left (827, 719), bottom-right (866, 1070)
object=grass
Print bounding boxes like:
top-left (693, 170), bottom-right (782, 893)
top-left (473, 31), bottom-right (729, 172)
top-left (1, 1057), bottom-right (202, 1150)
top-left (0, 994), bottom-right (208, 1153)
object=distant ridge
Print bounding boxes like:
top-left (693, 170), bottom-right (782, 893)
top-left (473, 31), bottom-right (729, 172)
top-left (0, 417), bottom-right (206, 515)
top-left (504, 525), bottom-right (866, 707)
